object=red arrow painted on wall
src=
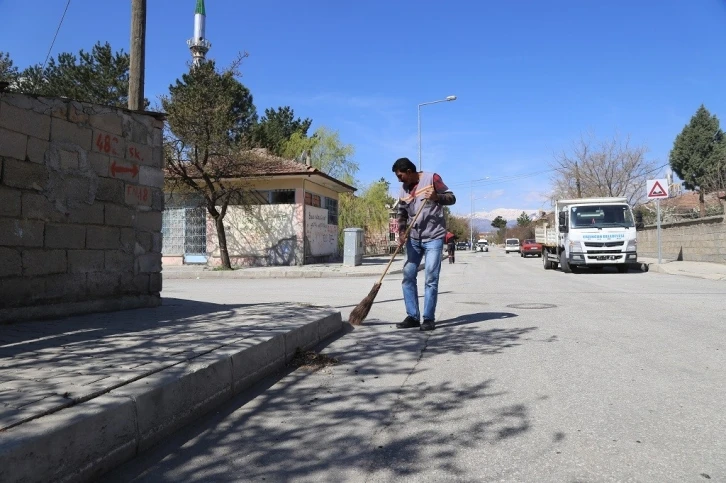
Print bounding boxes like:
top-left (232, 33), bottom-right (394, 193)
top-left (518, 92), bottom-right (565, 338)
top-left (111, 161), bottom-right (139, 178)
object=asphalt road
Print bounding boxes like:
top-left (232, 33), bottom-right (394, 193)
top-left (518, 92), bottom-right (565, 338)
top-left (107, 248), bottom-right (726, 482)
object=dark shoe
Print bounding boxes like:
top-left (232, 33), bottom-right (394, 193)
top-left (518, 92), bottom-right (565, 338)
top-left (396, 316), bottom-right (420, 329)
top-left (420, 319), bottom-right (436, 331)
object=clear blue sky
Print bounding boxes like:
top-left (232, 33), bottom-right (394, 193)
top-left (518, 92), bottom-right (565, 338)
top-left (2, 0), bottom-right (726, 216)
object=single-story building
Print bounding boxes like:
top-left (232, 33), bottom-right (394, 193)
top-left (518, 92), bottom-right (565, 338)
top-left (162, 148), bottom-right (356, 267)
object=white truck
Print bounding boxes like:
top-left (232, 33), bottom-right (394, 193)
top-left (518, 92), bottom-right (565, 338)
top-left (476, 237), bottom-right (489, 252)
top-left (535, 197), bottom-right (638, 273)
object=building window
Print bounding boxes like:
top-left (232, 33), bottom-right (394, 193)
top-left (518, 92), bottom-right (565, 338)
top-left (326, 197), bottom-right (338, 225)
top-left (305, 191), bottom-right (322, 207)
top-left (269, 189), bottom-right (295, 204)
top-left (389, 232), bottom-right (396, 242)
top-left (230, 190), bottom-right (295, 205)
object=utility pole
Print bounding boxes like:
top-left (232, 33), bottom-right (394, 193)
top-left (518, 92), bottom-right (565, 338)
top-left (470, 182), bottom-right (474, 250)
top-left (128, 0), bottom-right (146, 111)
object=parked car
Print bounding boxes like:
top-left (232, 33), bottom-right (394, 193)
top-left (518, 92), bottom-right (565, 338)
top-left (456, 241), bottom-right (468, 250)
top-left (476, 239), bottom-right (489, 252)
top-left (521, 239), bottom-right (543, 257)
top-left (505, 238), bottom-right (520, 254)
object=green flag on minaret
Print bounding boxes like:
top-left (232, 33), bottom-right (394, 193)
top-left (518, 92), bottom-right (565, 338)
top-left (195, 0), bottom-right (206, 16)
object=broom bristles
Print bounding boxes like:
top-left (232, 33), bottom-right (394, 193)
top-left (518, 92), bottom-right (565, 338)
top-left (348, 282), bottom-right (382, 326)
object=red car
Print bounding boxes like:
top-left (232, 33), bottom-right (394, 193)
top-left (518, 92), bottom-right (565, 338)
top-left (521, 239), bottom-right (542, 257)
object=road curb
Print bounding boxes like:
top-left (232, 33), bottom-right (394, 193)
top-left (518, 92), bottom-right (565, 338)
top-left (0, 310), bottom-right (344, 483)
top-left (162, 263), bottom-right (424, 280)
top-left (643, 262), bottom-right (726, 281)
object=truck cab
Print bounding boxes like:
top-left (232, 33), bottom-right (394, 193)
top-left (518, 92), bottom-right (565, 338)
top-left (537, 197), bottom-right (638, 273)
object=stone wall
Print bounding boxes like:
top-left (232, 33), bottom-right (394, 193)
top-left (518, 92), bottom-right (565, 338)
top-left (0, 92), bottom-right (165, 323)
top-left (637, 215), bottom-right (726, 263)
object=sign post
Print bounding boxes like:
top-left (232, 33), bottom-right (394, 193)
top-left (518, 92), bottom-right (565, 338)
top-left (646, 179), bottom-right (669, 264)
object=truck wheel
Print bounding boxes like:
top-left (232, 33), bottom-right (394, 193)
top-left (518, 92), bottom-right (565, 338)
top-left (560, 251), bottom-right (572, 273)
top-left (543, 251), bottom-right (553, 270)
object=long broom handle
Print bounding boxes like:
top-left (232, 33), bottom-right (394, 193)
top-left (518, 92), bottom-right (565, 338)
top-left (376, 199), bottom-right (428, 285)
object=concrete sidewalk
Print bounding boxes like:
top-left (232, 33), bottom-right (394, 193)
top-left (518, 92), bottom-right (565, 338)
top-left (162, 255), bottom-right (419, 279)
top-left (639, 257), bottom-right (726, 281)
top-left (0, 299), bottom-right (346, 482)
top-left (163, 253), bottom-right (726, 282)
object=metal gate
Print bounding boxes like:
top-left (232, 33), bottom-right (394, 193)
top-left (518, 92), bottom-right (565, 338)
top-left (162, 207), bottom-right (207, 263)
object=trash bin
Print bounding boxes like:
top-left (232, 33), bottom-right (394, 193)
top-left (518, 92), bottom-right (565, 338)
top-left (343, 228), bottom-right (364, 266)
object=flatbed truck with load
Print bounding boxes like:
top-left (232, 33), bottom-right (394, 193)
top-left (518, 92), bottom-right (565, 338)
top-left (535, 197), bottom-right (639, 273)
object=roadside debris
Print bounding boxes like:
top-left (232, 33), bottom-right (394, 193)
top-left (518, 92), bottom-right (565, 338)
top-left (289, 349), bottom-right (340, 371)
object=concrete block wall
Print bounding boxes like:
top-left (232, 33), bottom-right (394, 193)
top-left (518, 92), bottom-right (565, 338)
top-left (637, 215), bottom-right (726, 263)
top-left (0, 92), bottom-right (165, 323)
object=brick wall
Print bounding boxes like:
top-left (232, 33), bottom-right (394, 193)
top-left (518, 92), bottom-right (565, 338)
top-left (0, 92), bottom-right (165, 323)
top-left (637, 215), bottom-right (726, 263)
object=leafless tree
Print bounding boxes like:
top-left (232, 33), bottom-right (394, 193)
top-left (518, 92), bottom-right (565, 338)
top-left (701, 159), bottom-right (726, 217)
top-left (550, 132), bottom-right (660, 206)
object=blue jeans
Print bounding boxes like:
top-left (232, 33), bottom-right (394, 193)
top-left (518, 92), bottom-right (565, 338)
top-left (402, 237), bottom-right (444, 322)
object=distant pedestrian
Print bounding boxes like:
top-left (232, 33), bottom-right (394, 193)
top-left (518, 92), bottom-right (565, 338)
top-left (446, 234), bottom-right (456, 264)
top-left (392, 157), bottom-right (456, 331)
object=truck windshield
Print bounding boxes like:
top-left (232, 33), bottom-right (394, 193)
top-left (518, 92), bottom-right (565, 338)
top-left (570, 205), bottom-right (634, 228)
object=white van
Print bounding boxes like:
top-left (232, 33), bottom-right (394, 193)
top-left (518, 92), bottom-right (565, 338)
top-left (505, 238), bottom-right (520, 254)
top-left (476, 239), bottom-right (489, 252)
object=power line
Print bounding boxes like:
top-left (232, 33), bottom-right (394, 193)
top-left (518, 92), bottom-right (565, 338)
top-left (451, 163), bottom-right (670, 190)
top-left (643, 162), bottom-right (669, 177)
top-left (449, 168), bottom-right (557, 188)
top-left (41, 0), bottom-right (72, 71)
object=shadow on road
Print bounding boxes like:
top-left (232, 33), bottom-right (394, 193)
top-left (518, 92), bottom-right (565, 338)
top-left (438, 311), bottom-right (518, 328)
top-left (106, 320), bottom-right (541, 482)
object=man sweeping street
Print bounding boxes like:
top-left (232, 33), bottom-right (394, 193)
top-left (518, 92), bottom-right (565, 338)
top-left (392, 157), bottom-right (456, 331)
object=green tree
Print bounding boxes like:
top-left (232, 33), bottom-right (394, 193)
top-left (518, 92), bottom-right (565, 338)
top-left (161, 57), bottom-right (258, 269)
top-left (337, 180), bottom-right (392, 250)
top-left (0, 51), bottom-right (18, 84)
top-left (249, 106), bottom-right (312, 155)
top-left (281, 126), bottom-right (358, 185)
top-left (491, 216), bottom-right (507, 229)
top-left (491, 216), bottom-right (508, 243)
top-left (444, 210), bottom-right (471, 242)
top-left (517, 211), bottom-right (532, 227)
top-left (13, 42), bottom-right (142, 107)
top-left (669, 105), bottom-right (726, 217)
top-left (281, 124), bottom-right (360, 253)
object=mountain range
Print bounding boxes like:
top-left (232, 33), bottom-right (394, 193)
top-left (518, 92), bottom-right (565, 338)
top-left (466, 208), bottom-right (543, 232)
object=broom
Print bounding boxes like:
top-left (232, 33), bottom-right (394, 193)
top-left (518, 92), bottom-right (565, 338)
top-left (348, 199), bottom-right (428, 326)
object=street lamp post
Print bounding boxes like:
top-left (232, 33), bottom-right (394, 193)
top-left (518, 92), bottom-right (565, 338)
top-left (470, 178), bottom-right (490, 250)
top-left (418, 95), bottom-right (456, 171)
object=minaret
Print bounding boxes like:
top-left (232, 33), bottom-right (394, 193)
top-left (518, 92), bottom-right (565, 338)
top-left (187, 0), bottom-right (211, 66)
